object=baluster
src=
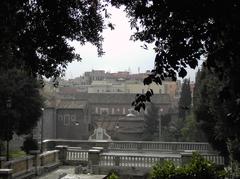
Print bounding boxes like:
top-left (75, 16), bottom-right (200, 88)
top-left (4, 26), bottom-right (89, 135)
top-left (73, 151), bottom-right (76, 160)
top-left (66, 151), bottom-right (69, 160)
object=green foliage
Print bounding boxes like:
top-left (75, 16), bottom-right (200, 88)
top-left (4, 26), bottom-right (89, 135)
top-left (9, 150), bottom-right (26, 159)
top-left (0, 0), bottom-right (110, 79)
top-left (181, 112), bottom-right (206, 142)
top-left (165, 118), bottom-right (185, 142)
top-left (178, 79), bottom-right (192, 120)
top-left (151, 161), bottom-right (176, 179)
top-left (21, 136), bottom-right (39, 154)
top-left (193, 68), bottom-right (240, 162)
top-left (107, 172), bottom-right (119, 179)
top-left (122, 1), bottom-right (240, 119)
top-left (150, 153), bottom-right (226, 179)
top-left (0, 69), bottom-right (44, 141)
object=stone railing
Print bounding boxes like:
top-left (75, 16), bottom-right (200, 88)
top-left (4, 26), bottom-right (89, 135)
top-left (109, 141), bottom-right (211, 152)
top-left (2, 156), bottom-right (34, 178)
top-left (0, 150), bottom-right (60, 179)
top-left (40, 150), bottom-right (59, 167)
top-left (66, 147), bottom-right (88, 162)
top-left (99, 153), bottom-right (181, 167)
top-left (56, 145), bottom-right (224, 175)
top-left (203, 154), bottom-right (225, 166)
top-left (43, 139), bottom-right (213, 153)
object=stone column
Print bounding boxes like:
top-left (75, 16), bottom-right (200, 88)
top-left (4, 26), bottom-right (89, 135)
top-left (0, 169), bottom-right (13, 179)
top-left (29, 150), bottom-right (40, 176)
top-left (0, 157), bottom-right (6, 168)
top-left (55, 145), bottom-right (68, 164)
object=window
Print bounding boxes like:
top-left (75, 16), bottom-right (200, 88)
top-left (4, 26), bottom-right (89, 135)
top-left (100, 108), bottom-right (109, 115)
top-left (123, 107), bottom-right (126, 115)
top-left (64, 114), bottom-right (70, 126)
top-left (71, 114), bottom-right (76, 123)
top-left (58, 114), bottom-right (63, 121)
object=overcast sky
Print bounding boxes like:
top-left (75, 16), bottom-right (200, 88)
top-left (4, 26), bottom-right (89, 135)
top-left (66, 7), bottom-right (198, 81)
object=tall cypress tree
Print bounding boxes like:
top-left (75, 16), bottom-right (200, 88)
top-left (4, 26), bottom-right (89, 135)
top-left (178, 79), bottom-right (192, 120)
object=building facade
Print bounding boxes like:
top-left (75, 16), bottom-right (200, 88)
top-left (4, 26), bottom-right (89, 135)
top-left (39, 93), bottom-right (172, 141)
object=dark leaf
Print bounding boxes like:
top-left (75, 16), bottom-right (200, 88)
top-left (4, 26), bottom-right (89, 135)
top-left (178, 68), bottom-right (187, 78)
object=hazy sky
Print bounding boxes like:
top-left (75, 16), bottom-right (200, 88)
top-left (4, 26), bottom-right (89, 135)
top-left (66, 7), bottom-right (198, 81)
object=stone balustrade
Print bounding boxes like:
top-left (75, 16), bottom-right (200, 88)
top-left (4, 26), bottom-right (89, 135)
top-left (60, 145), bottom-right (224, 175)
top-left (2, 156), bottom-right (34, 178)
top-left (99, 154), bottom-right (181, 168)
top-left (43, 139), bottom-right (213, 153)
top-left (0, 150), bottom-right (60, 178)
top-left (66, 148), bottom-right (88, 162)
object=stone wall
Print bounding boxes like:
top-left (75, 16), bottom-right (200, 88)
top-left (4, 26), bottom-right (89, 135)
top-left (0, 150), bottom-right (60, 179)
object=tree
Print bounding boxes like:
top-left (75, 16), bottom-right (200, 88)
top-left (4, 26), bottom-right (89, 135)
top-left (178, 79), bottom-right (191, 120)
top-left (0, 69), bottom-right (44, 159)
top-left (142, 103), bottom-right (159, 141)
top-left (0, 0), bottom-right (111, 157)
top-left (116, 1), bottom-right (240, 119)
top-left (0, 0), bottom-right (112, 79)
top-left (181, 112), bottom-right (206, 142)
top-left (21, 135), bottom-right (39, 154)
top-left (193, 67), bottom-right (240, 163)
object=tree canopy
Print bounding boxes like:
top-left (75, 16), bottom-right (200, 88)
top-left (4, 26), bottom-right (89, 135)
top-left (0, 0), bottom-right (110, 79)
top-left (0, 69), bottom-right (44, 141)
top-left (178, 79), bottom-right (191, 120)
top-left (194, 67), bottom-right (240, 163)
top-left (120, 1), bottom-right (240, 114)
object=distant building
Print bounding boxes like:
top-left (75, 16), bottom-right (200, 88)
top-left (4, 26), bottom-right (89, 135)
top-left (39, 93), bottom-right (172, 141)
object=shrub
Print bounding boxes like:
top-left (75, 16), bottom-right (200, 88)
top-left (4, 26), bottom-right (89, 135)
top-left (150, 152), bottom-right (226, 179)
top-left (21, 136), bottom-right (38, 154)
top-left (107, 172), bottom-right (119, 179)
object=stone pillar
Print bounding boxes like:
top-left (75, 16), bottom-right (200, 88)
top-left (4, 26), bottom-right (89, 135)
top-left (88, 149), bottom-right (101, 174)
top-left (114, 156), bottom-right (120, 166)
top-left (29, 150), bottom-right (40, 175)
top-left (181, 152), bottom-right (193, 166)
top-left (88, 149), bottom-right (100, 165)
top-left (0, 157), bottom-right (6, 168)
top-left (0, 169), bottom-right (13, 179)
top-left (55, 145), bottom-right (68, 164)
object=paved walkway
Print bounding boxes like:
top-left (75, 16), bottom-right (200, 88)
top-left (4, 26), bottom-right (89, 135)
top-left (36, 166), bottom-right (106, 179)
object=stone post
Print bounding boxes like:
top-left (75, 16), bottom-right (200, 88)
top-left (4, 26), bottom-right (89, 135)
top-left (55, 145), bottom-right (68, 164)
top-left (114, 156), bottom-right (120, 166)
top-left (88, 149), bottom-right (100, 165)
top-left (0, 157), bottom-right (6, 168)
top-left (181, 152), bottom-right (193, 166)
top-left (0, 169), bottom-right (13, 179)
top-left (88, 149), bottom-right (101, 174)
top-left (29, 150), bottom-right (40, 176)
